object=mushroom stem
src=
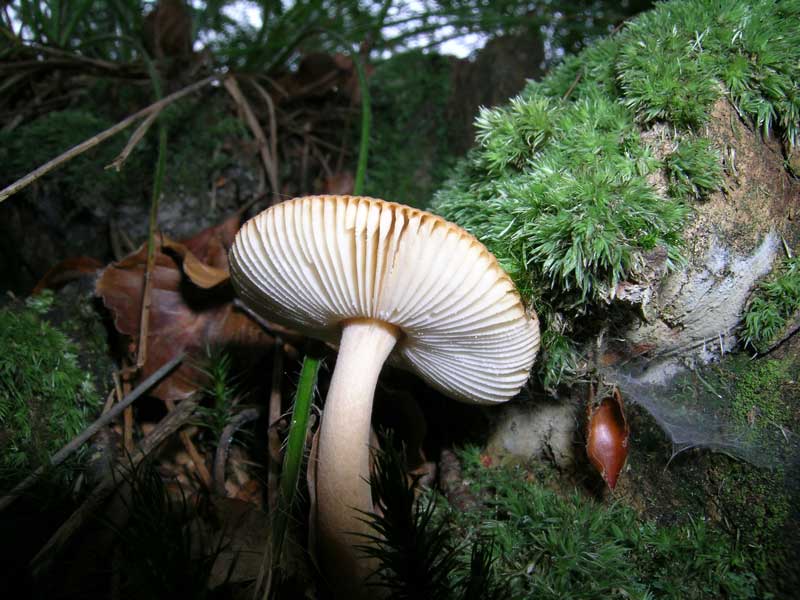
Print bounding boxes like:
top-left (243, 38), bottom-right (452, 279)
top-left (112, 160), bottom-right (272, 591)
top-left (317, 318), bottom-right (400, 597)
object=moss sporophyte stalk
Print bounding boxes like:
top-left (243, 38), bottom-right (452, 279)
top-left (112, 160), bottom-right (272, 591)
top-left (432, 0), bottom-right (799, 388)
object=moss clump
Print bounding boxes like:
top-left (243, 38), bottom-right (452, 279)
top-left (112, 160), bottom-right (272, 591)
top-left (0, 109), bottom-right (146, 205)
top-left (364, 51), bottom-right (457, 207)
top-left (743, 255), bottom-right (800, 353)
top-left (665, 137), bottom-right (723, 200)
top-left (159, 97), bottom-right (249, 196)
top-left (729, 356), bottom-right (793, 429)
top-left (711, 458), bottom-right (795, 594)
top-left (433, 0), bottom-right (800, 388)
top-left (444, 447), bottom-right (760, 599)
top-left (0, 292), bottom-right (100, 481)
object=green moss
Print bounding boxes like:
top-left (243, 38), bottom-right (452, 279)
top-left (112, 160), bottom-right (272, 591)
top-left (159, 97), bottom-right (248, 196)
top-left (0, 292), bottom-right (99, 482)
top-left (743, 255), bottom-right (800, 353)
top-left (433, 0), bottom-right (800, 388)
top-left (363, 51), bottom-right (457, 207)
top-left (665, 137), bottom-right (723, 200)
top-left (730, 356), bottom-right (793, 429)
top-left (445, 447), bottom-right (760, 599)
top-left (0, 109), bottom-right (146, 204)
top-left (709, 458), bottom-right (796, 597)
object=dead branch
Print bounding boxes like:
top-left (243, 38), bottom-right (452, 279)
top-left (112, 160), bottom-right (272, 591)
top-left (0, 73), bottom-right (221, 202)
top-left (30, 393), bottom-right (200, 576)
top-left (106, 108), bottom-right (162, 172)
top-left (0, 353), bottom-right (185, 512)
top-left (223, 76), bottom-right (280, 200)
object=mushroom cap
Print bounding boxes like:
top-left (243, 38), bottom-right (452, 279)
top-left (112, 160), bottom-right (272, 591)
top-left (229, 195), bottom-right (539, 404)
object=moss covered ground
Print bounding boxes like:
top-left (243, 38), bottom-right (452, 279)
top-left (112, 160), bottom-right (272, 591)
top-left (0, 291), bottom-right (102, 484)
top-left (439, 446), bottom-right (763, 600)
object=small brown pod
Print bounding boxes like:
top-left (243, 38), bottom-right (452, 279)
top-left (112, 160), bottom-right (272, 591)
top-left (586, 386), bottom-right (629, 489)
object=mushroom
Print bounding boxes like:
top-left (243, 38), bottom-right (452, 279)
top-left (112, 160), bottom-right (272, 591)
top-left (229, 195), bottom-right (539, 596)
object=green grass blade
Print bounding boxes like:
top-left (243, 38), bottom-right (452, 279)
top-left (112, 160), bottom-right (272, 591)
top-left (269, 354), bottom-right (321, 577)
top-left (59, 0), bottom-right (96, 47)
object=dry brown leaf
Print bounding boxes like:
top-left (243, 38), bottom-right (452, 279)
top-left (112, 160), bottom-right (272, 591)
top-left (32, 256), bottom-right (104, 294)
top-left (95, 214), bottom-right (273, 401)
top-left (162, 237), bottom-right (230, 289)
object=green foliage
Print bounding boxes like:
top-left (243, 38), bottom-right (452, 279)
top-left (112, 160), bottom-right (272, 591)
top-left (0, 292), bottom-right (98, 480)
top-left (434, 90), bottom-right (688, 386)
top-left (160, 100), bottom-right (248, 195)
top-left (359, 432), bottom-right (506, 600)
top-left (195, 349), bottom-right (240, 443)
top-left (267, 353), bottom-right (321, 592)
top-left (665, 137), bottom-right (723, 200)
top-left (364, 51), bottom-right (456, 207)
top-left (743, 255), bottom-right (800, 353)
top-left (617, 11), bottom-right (720, 128)
top-left (728, 355), bottom-right (793, 430)
top-left (12, 0), bottom-right (143, 58)
top-left (448, 447), bottom-right (760, 600)
top-left (617, 0), bottom-right (800, 141)
top-left (0, 109), bottom-right (145, 203)
top-left (538, 329), bottom-right (580, 394)
top-left (434, 0), bottom-right (800, 388)
top-left (709, 458), bottom-right (795, 595)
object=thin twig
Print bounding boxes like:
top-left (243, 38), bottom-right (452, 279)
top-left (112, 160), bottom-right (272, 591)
top-left (213, 407), bottom-right (263, 497)
top-left (0, 74), bottom-right (221, 202)
top-left (106, 108), bottom-right (162, 172)
top-left (247, 78), bottom-right (280, 201)
top-left (223, 76), bottom-right (280, 200)
top-left (19, 43), bottom-right (125, 71)
top-left (30, 394), bottom-right (200, 575)
top-left (135, 157), bottom-right (165, 369)
top-left (164, 396), bottom-right (214, 489)
top-left (0, 353), bottom-right (185, 512)
top-left (562, 67), bottom-right (584, 100)
top-left (120, 368), bottom-right (135, 453)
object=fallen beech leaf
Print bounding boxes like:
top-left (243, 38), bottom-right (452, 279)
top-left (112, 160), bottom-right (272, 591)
top-left (32, 256), bottom-right (104, 294)
top-left (95, 214), bottom-right (273, 401)
top-left (162, 238), bottom-right (230, 288)
top-left (586, 387), bottom-right (629, 489)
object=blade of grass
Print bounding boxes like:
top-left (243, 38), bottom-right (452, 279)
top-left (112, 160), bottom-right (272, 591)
top-left (59, 0), bottom-right (94, 47)
top-left (255, 354), bottom-right (321, 599)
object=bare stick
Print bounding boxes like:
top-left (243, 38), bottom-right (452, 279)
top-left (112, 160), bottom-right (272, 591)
top-left (106, 109), bottom-right (162, 172)
top-left (213, 407), bottom-right (263, 496)
top-left (0, 74), bottom-right (221, 202)
top-left (164, 396), bottom-right (214, 489)
top-left (0, 353), bottom-right (185, 512)
top-left (122, 372), bottom-right (135, 453)
top-left (224, 76), bottom-right (279, 200)
top-left (30, 394), bottom-right (200, 575)
top-left (247, 78), bottom-right (280, 203)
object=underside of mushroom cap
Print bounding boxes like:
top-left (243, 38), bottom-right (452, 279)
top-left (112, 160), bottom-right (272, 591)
top-left (230, 195), bottom-right (540, 403)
